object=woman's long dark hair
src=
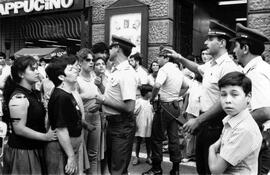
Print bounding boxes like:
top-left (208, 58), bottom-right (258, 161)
top-left (2, 56), bottom-right (37, 125)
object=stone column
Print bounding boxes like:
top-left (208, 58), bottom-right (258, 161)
top-left (248, 0), bottom-right (270, 62)
top-left (139, 0), bottom-right (173, 66)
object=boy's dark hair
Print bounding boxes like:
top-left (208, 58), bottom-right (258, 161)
top-left (46, 54), bottom-right (78, 87)
top-left (236, 38), bottom-right (265, 56)
top-left (130, 52), bottom-right (142, 65)
top-left (92, 42), bottom-right (109, 54)
top-left (140, 84), bottom-right (153, 97)
top-left (218, 71), bottom-right (252, 95)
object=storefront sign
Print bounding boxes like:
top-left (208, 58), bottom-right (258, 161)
top-left (0, 0), bottom-right (83, 17)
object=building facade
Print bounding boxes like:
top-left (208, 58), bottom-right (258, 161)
top-left (0, 0), bottom-right (269, 65)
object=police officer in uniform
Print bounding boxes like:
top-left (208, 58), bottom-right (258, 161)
top-left (95, 35), bottom-right (137, 175)
top-left (142, 47), bottom-right (189, 175)
top-left (231, 23), bottom-right (270, 175)
top-left (165, 20), bottom-right (241, 174)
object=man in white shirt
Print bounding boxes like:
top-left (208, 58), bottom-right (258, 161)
top-left (142, 47), bottom-right (189, 175)
top-left (165, 20), bottom-right (241, 174)
top-left (231, 23), bottom-right (270, 175)
top-left (95, 35), bottom-right (137, 175)
top-left (128, 52), bottom-right (148, 97)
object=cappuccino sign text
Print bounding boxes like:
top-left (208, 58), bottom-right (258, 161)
top-left (0, 0), bottom-right (74, 16)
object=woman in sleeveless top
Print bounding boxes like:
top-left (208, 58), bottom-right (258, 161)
top-left (2, 56), bottom-right (57, 175)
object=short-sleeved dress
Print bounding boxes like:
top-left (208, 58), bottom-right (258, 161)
top-left (134, 98), bottom-right (154, 138)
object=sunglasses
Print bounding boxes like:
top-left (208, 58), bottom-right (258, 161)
top-left (84, 58), bottom-right (93, 62)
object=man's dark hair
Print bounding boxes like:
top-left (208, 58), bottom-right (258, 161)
top-left (0, 52), bottom-right (6, 59)
top-left (218, 71), bottom-right (252, 95)
top-left (236, 38), bottom-right (265, 56)
top-left (130, 52), bottom-right (142, 65)
top-left (46, 54), bottom-right (78, 87)
top-left (140, 84), bottom-right (153, 97)
top-left (217, 36), bottom-right (231, 51)
top-left (119, 44), bottom-right (132, 57)
top-left (92, 42), bottom-right (109, 54)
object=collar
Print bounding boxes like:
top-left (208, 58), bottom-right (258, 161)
top-left (163, 62), bottom-right (175, 68)
top-left (115, 60), bottom-right (131, 71)
top-left (222, 108), bottom-right (249, 128)
top-left (16, 84), bottom-right (35, 95)
top-left (215, 52), bottom-right (229, 65)
top-left (243, 56), bottom-right (263, 74)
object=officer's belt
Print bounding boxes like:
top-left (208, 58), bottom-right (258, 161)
top-left (106, 114), bottom-right (133, 123)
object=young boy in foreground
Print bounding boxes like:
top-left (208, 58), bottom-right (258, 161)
top-left (208, 71), bottom-right (262, 174)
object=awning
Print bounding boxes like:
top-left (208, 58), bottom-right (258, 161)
top-left (21, 15), bottom-right (81, 40)
top-left (14, 48), bottom-right (66, 59)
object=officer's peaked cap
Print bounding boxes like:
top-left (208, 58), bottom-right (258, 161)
top-left (230, 23), bottom-right (269, 43)
top-left (111, 35), bottom-right (136, 49)
top-left (208, 20), bottom-right (235, 38)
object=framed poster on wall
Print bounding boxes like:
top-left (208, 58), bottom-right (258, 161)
top-left (110, 13), bottom-right (141, 53)
top-left (105, 0), bottom-right (148, 65)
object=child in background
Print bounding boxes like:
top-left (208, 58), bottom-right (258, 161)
top-left (182, 72), bottom-right (202, 162)
top-left (132, 84), bottom-right (154, 165)
top-left (208, 72), bottom-right (262, 174)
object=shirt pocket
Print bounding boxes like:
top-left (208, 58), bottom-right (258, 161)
top-left (110, 76), bottom-right (119, 87)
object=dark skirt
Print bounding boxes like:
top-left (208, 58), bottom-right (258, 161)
top-left (3, 145), bottom-right (47, 175)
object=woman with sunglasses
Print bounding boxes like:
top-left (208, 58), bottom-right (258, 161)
top-left (77, 48), bottom-right (102, 174)
top-left (2, 56), bottom-right (57, 174)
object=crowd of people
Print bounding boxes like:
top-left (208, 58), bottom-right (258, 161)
top-left (0, 19), bottom-right (269, 175)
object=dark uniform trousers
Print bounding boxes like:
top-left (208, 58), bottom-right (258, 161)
top-left (258, 129), bottom-right (270, 175)
top-left (151, 102), bottom-right (182, 167)
top-left (195, 121), bottom-right (222, 175)
top-left (106, 114), bottom-right (135, 175)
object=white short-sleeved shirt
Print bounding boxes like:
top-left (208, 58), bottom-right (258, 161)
top-left (198, 53), bottom-right (242, 112)
top-left (220, 109), bottom-right (262, 175)
top-left (243, 56), bottom-right (270, 130)
top-left (103, 60), bottom-right (137, 115)
top-left (155, 62), bottom-right (185, 102)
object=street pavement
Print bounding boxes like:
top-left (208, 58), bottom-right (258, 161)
top-left (129, 152), bottom-right (197, 175)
